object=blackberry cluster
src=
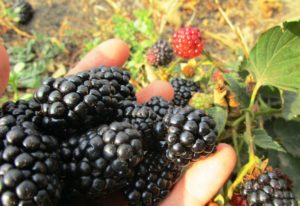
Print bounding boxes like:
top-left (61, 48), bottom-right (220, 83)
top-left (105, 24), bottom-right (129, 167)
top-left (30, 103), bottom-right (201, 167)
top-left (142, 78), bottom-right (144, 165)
top-left (0, 66), bottom-right (220, 206)
top-left (13, 0), bottom-right (34, 25)
top-left (240, 169), bottom-right (298, 206)
top-left (162, 106), bottom-right (217, 166)
top-left (146, 40), bottom-right (173, 67)
top-left (34, 66), bottom-right (135, 135)
top-left (124, 143), bottom-right (182, 206)
top-left (0, 115), bottom-right (61, 206)
top-left (170, 78), bottom-right (200, 106)
top-left (120, 101), bottom-right (159, 150)
top-left (60, 121), bottom-right (143, 199)
top-left (144, 96), bottom-right (173, 120)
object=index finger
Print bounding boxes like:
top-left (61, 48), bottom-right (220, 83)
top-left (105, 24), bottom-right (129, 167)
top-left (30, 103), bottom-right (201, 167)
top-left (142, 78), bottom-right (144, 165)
top-left (0, 45), bottom-right (10, 96)
top-left (68, 38), bottom-right (130, 75)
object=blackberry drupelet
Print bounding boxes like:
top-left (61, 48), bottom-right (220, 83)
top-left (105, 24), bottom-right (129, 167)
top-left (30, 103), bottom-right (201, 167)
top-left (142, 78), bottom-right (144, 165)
top-left (162, 106), bottom-right (217, 166)
top-left (239, 169), bottom-right (298, 206)
top-left (144, 96), bottom-right (173, 120)
top-left (120, 101), bottom-right (159, 150)
top-left (13, 0), bottom-right (34, 25)
top-left (146, 40), bottom-right (173, 67)
top-left (170, 78), bottom-right (200, 106)
top-left (60, 121), bottom-right (144, 199)
top-left (34, 66), bottom-right (136, 135)
top-left (1, 100), bottom-right (42, 126)
top-left (123, 143), bottom-right (182, 206)
top-left (0, 115), bottom-right (62, 206)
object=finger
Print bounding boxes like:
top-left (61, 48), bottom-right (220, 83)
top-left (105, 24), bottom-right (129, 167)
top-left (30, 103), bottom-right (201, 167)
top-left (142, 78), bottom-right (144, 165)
top-left (0, 45), bottom-right (10, 96)
top-left (160, 144), bottom-right (236, 206)
top-left (68, 39), bottom-right (130, 75)
top-left (136, 80), bottom-right (174, 104)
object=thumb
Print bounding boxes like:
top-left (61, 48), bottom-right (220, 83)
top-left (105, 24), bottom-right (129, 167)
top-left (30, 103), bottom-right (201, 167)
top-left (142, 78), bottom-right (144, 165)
top-left (160, 144), bottom-right (236, 206)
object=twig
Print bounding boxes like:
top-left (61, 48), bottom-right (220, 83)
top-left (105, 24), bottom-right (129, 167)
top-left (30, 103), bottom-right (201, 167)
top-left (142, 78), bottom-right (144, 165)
top-left (214, 0), bottom-right (250, 57)
top-left (159, 0), bottom-right (179, 35)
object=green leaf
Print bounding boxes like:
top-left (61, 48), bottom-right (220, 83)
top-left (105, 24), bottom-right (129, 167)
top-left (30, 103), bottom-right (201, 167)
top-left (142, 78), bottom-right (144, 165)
top-left (223, 73), bottom-right (250, 107)
top-left (282, 91), bottom-right (300, 120)
top-left (273, 118), bottom-right (300, 158)
top-left (206, 106), bottom-right (228, 136)
top-left (246, 21), bottom-right (300, 92)
top-left (253, 129), bottom-right (286, 152)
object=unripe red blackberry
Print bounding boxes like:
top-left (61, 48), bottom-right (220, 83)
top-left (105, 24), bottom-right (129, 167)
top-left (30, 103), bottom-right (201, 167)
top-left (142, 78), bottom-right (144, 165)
top-left (170, 78), bottom-right (201, 107)
top-left (146, 40), bottom-right (173, 67)
top-left (60, 121), bottom-right (144, 199)
top-left (123, 142), bottom-right (182, 206)
top-left (231, 168), bottom-right (298, 206)
top-left (162, 106), bottom-right (217, 166)
top-left (172, 27), bottom-right (204, 59)
top-left (0, 115), bottom-right (62, 206)
top-left (34, 66), bottom-right (136, 136)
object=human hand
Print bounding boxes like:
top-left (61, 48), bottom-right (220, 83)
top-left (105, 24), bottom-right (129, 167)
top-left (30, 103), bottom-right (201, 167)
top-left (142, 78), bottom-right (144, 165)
top-left (0, 39), bottom-right (236, 206)
top-left (68, 39), bottom-right (237, 206)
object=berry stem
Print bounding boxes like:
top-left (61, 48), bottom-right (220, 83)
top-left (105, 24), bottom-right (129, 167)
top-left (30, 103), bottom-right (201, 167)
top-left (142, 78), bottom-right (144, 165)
top-left (246, 83), bottom-right (261, 161)
top-left (245, 111), bottom-right (255, 160)
top-left (227, 156), bottom-right (259, 199)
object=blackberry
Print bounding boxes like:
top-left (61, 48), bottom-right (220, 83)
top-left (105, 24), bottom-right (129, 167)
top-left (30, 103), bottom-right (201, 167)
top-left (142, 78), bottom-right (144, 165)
top-left (123, 143), bottom-right (182, 206)
top-left (1, 100), bottom-right (42, 126)
top-left (34, 66), bottom-right (136, 135)
top-left (60, 121), bottom-right (144, 199)
top-left (146, 40), bottom-right (173, 67)
top-left (162, 106), bottom-right (217, 166)
top-left (170, 78), bottom-right (200, 106)
top-left (0, 115), bottom-right (62, 206)
top-left (144, 96), bottom-right (173, 120)
top-left (13, 0), bottom-right (34, 25)
top-left (120, 101), bottom-right (159, 150)
top-left (239, 169), bottom-right (298, 206)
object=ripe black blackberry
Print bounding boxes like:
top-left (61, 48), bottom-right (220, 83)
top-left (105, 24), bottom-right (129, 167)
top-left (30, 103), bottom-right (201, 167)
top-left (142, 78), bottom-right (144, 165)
top-left (34, 66), bottom-right (136, 135)
top-left (123, 142), bottom-right (182, 206)
top-left (120, 101), bottom-right (159, 150)
top-left (60, 121), bottom-right (144, 199)
top-left (162, 106), bottom-right (217, 166)
top-left (1, 100), bottom-right (42, 126)
top-left (13, 0), bottom-right (34, 25)
top-left (170, 78), bottom-right (200, 106)
top-left (0, 115), bottom-right (62, 206)
top-left (144, 96), bottom-right (173, 120)
top-left (239, 169), bottom-right (298, 206)
top-left (146, 39), bottom-right (173, 67)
